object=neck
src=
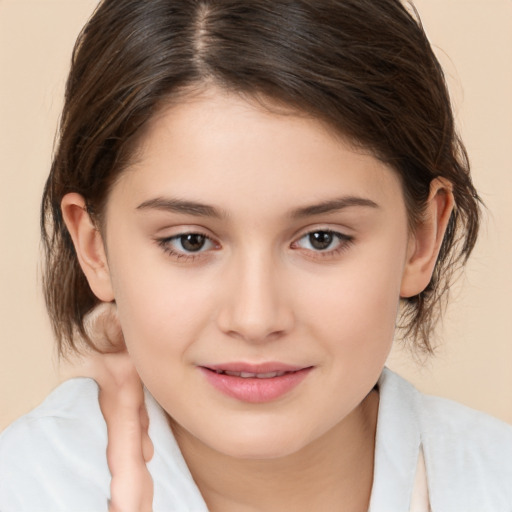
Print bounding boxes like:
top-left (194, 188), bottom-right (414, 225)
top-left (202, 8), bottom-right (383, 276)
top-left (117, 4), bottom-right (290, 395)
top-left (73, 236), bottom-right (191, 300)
top-left (170, 390), bottom-right (379, 512)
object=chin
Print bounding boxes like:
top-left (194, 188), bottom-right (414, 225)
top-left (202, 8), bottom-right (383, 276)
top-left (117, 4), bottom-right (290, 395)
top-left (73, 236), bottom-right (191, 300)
top-left (215, 435), bottom-right (307, 461)
top-left (206, 417), bottom-right (324, 460)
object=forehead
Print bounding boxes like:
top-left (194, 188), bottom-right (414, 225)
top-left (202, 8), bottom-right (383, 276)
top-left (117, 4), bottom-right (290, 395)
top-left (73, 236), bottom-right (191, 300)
top-left (110, 88), bottom-right (404, 219)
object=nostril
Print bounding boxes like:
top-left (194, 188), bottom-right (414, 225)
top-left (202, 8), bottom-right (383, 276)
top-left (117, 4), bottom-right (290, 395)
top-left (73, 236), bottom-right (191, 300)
top-left (215, 274), bottom-right (295, 342)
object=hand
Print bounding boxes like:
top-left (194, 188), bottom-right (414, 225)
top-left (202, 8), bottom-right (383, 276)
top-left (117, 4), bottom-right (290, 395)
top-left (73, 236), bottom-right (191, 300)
top-left (100, 351), bottom-right (154, 512)
top-left (68, 303), bottom-right (154, 512)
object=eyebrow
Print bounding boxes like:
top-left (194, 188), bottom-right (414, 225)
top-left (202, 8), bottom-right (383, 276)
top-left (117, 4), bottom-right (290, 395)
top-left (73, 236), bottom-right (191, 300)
top-left (289, 196), bottom-right (379, 218)
top-left (136, 197), bottom-right (226, 218)
top-left (135, 195), bottom-right (379, 219)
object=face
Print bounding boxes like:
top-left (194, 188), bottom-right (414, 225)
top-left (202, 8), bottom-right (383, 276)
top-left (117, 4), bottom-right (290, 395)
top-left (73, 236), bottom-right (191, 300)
top-left (101, 88), bottom-right (412, 459)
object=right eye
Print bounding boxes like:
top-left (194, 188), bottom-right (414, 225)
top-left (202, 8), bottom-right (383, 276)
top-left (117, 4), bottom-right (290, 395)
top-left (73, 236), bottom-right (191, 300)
top-left (157, 232), bottom-right (218, 260)
top-left (174, 233), bottom-right (211, 252)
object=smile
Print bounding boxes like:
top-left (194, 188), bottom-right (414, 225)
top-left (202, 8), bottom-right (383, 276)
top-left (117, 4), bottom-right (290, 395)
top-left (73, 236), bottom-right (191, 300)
top-left (213, 370), bottom-right (288, 378)
top-left (200, 364), bottom-right (313, 403)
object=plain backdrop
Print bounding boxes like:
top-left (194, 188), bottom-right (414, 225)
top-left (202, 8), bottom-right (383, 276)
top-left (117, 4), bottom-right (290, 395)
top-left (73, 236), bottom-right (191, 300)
top-left (1, 0), bottom-right (511, 431)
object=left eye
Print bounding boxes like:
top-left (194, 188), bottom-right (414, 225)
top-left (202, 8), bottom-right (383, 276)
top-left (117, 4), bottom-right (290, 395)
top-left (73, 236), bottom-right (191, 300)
top-left (295, 230), bottom-right (348, 251)
top-left (165, 233), bottom-right (215, 253)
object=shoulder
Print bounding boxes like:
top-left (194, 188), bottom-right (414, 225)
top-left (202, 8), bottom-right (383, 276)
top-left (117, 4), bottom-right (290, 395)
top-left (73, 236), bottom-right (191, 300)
top-left (380, 369), bottom-right (512, 511)
top-left (409, 376), bottom-right (512, 469)
top-left (0, 378), bottom-right (110, 511)
top-left (418, 388), bottom-right (512, 507)
top-left (0, 379), bottom-right (208, 511)
top-left (380, 368), bottom-right (512, 450)
top-left (418, 389), bottom-right (512, 450)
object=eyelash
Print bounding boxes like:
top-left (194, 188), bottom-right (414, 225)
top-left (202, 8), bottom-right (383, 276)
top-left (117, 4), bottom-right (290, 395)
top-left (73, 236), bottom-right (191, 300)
top-left (291, 230), bottom-right (354, 259)
top-left (156, 233), bottom-right (218, 262)
top-left (156, 229), bottom-right (354, 262)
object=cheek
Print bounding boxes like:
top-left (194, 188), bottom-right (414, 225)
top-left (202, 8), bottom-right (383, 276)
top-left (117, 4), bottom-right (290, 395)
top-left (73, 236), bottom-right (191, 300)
top-left (293, 243), bottom-right (406, 416)
top-left (302, 246), bottom-right (405, 343)
top-left (108, 250), bottom-right (218, 360)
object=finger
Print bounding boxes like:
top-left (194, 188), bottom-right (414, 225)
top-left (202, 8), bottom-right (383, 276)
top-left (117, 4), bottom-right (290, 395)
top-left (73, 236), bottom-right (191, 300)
top-left (67, 303), bottom-right (154, 510)
top-left (61, 303), bottom-right (126, 381)
top-left (140, 404), bottom-right (154, 463)
top-left (83, 302), bottom-right (125, 353)
top-left (99, 366), bottom-right (153, 512)
top-left (101, 381), bottom-right (145, 472)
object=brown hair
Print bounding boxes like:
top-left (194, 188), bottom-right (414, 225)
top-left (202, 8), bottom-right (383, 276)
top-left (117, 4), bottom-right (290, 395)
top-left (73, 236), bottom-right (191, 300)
top-left (42, 0), bottom-right (481, 356)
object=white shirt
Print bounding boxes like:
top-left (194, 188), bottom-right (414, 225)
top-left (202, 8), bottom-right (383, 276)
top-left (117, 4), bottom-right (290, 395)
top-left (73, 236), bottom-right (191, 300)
top-left (1, 368), bottom-right (511, 511)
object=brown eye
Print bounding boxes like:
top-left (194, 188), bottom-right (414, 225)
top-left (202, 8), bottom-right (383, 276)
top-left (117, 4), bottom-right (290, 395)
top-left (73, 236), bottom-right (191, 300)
top-left (157, 232), bottom-right (217, 260)
top-left (293, 229), bottom-right (354, 256)
top-left (180, 234), bottom-right (207, 252)
top-left (308, 231), bottom-right (334, 251)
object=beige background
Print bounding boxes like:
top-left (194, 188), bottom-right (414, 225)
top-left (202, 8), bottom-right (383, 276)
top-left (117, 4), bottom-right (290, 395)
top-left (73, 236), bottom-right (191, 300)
top-left (1, 0), bottom-right (511, 432)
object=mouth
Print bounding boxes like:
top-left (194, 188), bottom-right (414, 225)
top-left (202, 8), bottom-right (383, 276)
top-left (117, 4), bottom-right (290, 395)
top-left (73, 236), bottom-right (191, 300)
top-left (199, 363), bottom-right (313, 403)
top-left (209, 369), bottom-right (290, 379)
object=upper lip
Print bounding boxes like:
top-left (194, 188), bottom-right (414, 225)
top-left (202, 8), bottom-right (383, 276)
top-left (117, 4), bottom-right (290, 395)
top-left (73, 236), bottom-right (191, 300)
top-left (202, 362), bottom-right (309, 373)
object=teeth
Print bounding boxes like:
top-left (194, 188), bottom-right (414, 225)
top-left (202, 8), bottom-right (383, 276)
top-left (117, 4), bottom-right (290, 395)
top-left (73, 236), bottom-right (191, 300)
top-left (256, 371), bottom-right (285, 378)
top-left (217, 370), bottom-right (287, 378)
top-left (222, 370), bottom-right (242, 377)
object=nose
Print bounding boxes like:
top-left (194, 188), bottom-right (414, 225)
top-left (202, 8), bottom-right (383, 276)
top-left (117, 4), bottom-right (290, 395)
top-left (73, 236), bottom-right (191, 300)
top-left (216, 251), bottom-right (294, 343)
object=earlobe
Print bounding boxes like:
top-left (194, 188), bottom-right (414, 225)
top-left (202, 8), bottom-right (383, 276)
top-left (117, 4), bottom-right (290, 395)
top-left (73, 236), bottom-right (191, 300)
top-left (400, 178), bottom-right (455, 298)
top-left (61, 193), bottom-right (115, 302)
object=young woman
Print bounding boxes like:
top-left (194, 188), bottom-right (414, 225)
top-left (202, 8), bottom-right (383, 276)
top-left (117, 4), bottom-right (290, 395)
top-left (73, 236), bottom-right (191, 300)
top-left (1, 1), bottom-right (511, 511)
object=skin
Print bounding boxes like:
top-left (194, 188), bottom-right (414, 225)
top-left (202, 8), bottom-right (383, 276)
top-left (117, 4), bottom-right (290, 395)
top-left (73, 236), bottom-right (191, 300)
top-left (66, 304), bottom-right (153, 512)
top-left (62, 87), bottom-right (454, 512)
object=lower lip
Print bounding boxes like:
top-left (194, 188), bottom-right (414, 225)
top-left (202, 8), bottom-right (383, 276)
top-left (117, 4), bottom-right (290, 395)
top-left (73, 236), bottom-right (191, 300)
top-left (200, 367), bottom-right (312, 403)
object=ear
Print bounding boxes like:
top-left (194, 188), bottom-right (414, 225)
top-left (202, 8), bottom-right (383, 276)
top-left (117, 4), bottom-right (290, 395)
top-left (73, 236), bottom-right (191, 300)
top-left (61, 193), bottom-right (115, 302)
top-left (400, 178), bottom-right (455, 298)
